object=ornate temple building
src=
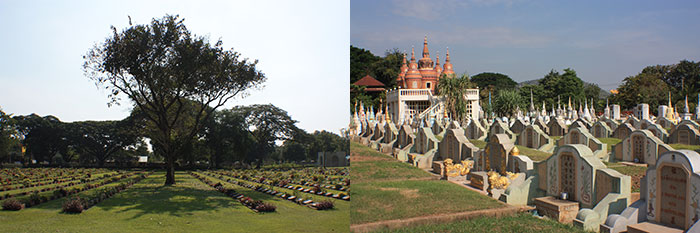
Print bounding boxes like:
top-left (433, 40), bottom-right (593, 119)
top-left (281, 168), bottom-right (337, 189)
top-left (386, 37), bottom-right (480, 124)
top-left (396, 37), bottom-right (455, 92)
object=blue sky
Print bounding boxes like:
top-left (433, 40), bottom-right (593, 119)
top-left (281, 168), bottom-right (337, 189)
top-left (351, 0), bottom-right (700, 90)
top-left (0, 0), bottom-right (349, 134)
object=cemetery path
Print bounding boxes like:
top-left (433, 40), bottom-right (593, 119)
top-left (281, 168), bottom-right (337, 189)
top-left (350, 205), bottom-right (532, 233)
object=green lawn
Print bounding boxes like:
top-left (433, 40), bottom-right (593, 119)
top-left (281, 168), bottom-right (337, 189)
top-left (351, 142), bottom-right (504, 225)
top-left (669, 143), bottom-right (700, 151)
top-left (609, 165), bottom-right (647, 192)
top-left (0, 171), bottom-right (348, 233)
top-left (375, 213), bottom-right (589, 233)
top-left (516, 145), bottom-right (552, 162)
top-left (597, 137), bottom-right (622, 152)
top-left (469, 139), bottom-right (486, 149)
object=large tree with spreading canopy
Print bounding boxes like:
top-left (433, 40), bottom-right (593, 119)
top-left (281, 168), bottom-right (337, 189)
top-left (83, 15), bottom-right (266, 185)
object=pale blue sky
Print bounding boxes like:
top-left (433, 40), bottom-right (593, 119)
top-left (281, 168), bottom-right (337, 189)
top-left (0, 0), bottom-right (349, 133)
top-left (351, 0), bottom-right (700, 90)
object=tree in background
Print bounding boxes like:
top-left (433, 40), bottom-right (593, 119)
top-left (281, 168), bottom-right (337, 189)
top-left (0, 108), bottom-right (16, 162)
top-left (204, 107), bottom-right (255, 168)
top-left (84, 15), bottom-right (265, 185)
top-left (13, 114), bottom-right (69, 164)
top-left (470, 72), bottom-right (517, 102)
top-left (437, 74), bottom-right (474, 121)
top-left (66, 115), bottom-right (142, 167)
top-left (493, 89), bottom-right (524, 117)
top-left (231, 104), bottom-right (298, 167)
top-left (611, 72), bottom-right (670, 112)
top-left (349, 46), bottom-right (402, 113)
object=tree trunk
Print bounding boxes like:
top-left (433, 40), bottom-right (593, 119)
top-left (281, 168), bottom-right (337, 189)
top-left (165, 155), bottom-right (175, 185)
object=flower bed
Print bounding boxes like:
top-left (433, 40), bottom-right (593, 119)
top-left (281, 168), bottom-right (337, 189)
top-left (190, 172), bottom-right (275, 213)
top-left (200, 171), bottom-right (336, 210)
top-left (211, 170), bottom-right (350, 201)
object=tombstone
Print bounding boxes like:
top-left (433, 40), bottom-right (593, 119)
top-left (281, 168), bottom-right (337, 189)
top-left (466, 120), bottom-right (487, 140)
top-left (611, 129), bottom-right (673, 166)
top-left (489, 121), bottom-right (517, 142)
top-left (611, 104), bottom-right (621, 120)
top-left (548, 118), bottom-right (568, 136)
top-left (396, 124), bottom-right (415, 149)
top-left (372, 122), bottom-right (385, 142)
top-left (603, 118), bottom-right (620, 132)
top-left (431, 119), bottom-right (446, 137)
top-left (624, 116), bottom-right (640, 130)
top-left (569, 120), bottom-right (588, 131)
top-left (379, 122), bottom-right (399, 153)
top-left (633, 104), bottom-right (650, 120)
top-left (602, 150), bottom-right (700, 232)
top-left (534, 118), bottom-right (549, 135)
top-left (591, 121), bottom-right (613, 138)
top-left (318, 151), bottom-right (348, 167)
top-left (641, 122), bottom-right (669, 142)
top-left (411, 127), bottom-right (439, 168)
top-left (447, 120), bottom-right (461, 130)
top-left (534, 145), bottom-right (631, 230)
top-left (414, 127), bottom-right (438, 154)
top-left (612, 123), bottom-right (635, 140)
top-left (656, 116), bottom-right (677, 131)
top-left (473, 134), bottom-right (516, 174)
top-left (516, 125), bottom-right (554, 151)
top-left (437, 128), bottom-right (478, 162)
top-left (510, 118), bottom-right (528, 135)
top-left (574, 118), bottom-right (593, 129)
top-left (668, 123), bottom-right (700, 145)
top-left (557, 127), bottom-right (607, 159)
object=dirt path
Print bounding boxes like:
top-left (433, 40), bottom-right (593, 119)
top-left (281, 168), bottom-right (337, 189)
top-left (350, 205), bottom-right (533, 233)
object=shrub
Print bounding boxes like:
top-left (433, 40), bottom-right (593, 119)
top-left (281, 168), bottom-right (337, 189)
top-left (316, 200), bottom-right (334, 210)
top-left (29, 192), bottom-right (42, 206)
top-left (255, 203), bottom-right (276, 212)
top-left (2, 198), bottom-right (24, 211)
top-left (62, 196), bottom-right (85, 213)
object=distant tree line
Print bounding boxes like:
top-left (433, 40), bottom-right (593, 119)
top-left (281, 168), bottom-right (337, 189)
top-left (0, 104), bottom-right (348, 168)
top-left (610, 60), bottom-right (700, 114)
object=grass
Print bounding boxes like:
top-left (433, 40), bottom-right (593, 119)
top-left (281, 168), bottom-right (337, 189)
top-left (350, 142), bottom-right (504, 225)
top-left (351, 179), bottom-right (503, 224)
top-left (469, 139), bottom-right (486, 149)
top-left (467, 140), bottom-right (552, 161)
top-left (669, 143), bottom-right (700, 151)
top-left (374, 213), bottom-right (589, 233)
top-left (0, 171), bottom-right (348, 233)
top-left (609, 165), bottom-right (647, 192)
top-left (515, 145), bottom-right (552, 162)
top-left (597, 137), bottom-right (622, 152)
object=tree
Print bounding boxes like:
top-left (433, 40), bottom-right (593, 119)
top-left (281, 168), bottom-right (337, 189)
top-left (350, 46), bottom-right (380, 84)
top-left (493, 89), bottom-right (524, 117)
top-left (231, 104), bottom-right (298, 166)
top-left (0, 108), bottom-right (15, 162)
top-left (66, 116), bottom-right (142, 167)
top-left (13, 114), bottom-right (69, 164)
top-left (83, 15), bottom-right (265, 185)
top-left (437, 74), bottom-right (474, 121)
top-left (537, 68), bottom-right (585, 107)
top-left (470, 72), bottom-right (517, 101)
top-left (281, 141), bottom-right (307, 162)
top-left (611, 72), bottom-right (670, 111)
top-left (204, 108), bottom-right (255, 168)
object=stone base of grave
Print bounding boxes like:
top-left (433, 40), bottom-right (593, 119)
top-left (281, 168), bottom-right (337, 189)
top-left (627, 222), bottom-right (683, 233)
top-left (468, 172), bottom-right (488, 192)
top-left (534, 196), bottom-right (579, 224)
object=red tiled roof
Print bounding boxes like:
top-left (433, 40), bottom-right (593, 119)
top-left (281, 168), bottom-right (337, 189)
top-left (353, 75), bottom-right (385, 87)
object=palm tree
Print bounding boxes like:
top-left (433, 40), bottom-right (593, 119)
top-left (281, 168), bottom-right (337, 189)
top-left (437, 74), bottom-right (472, 121)
top-left (494, 89), bottom-right (524, 117)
